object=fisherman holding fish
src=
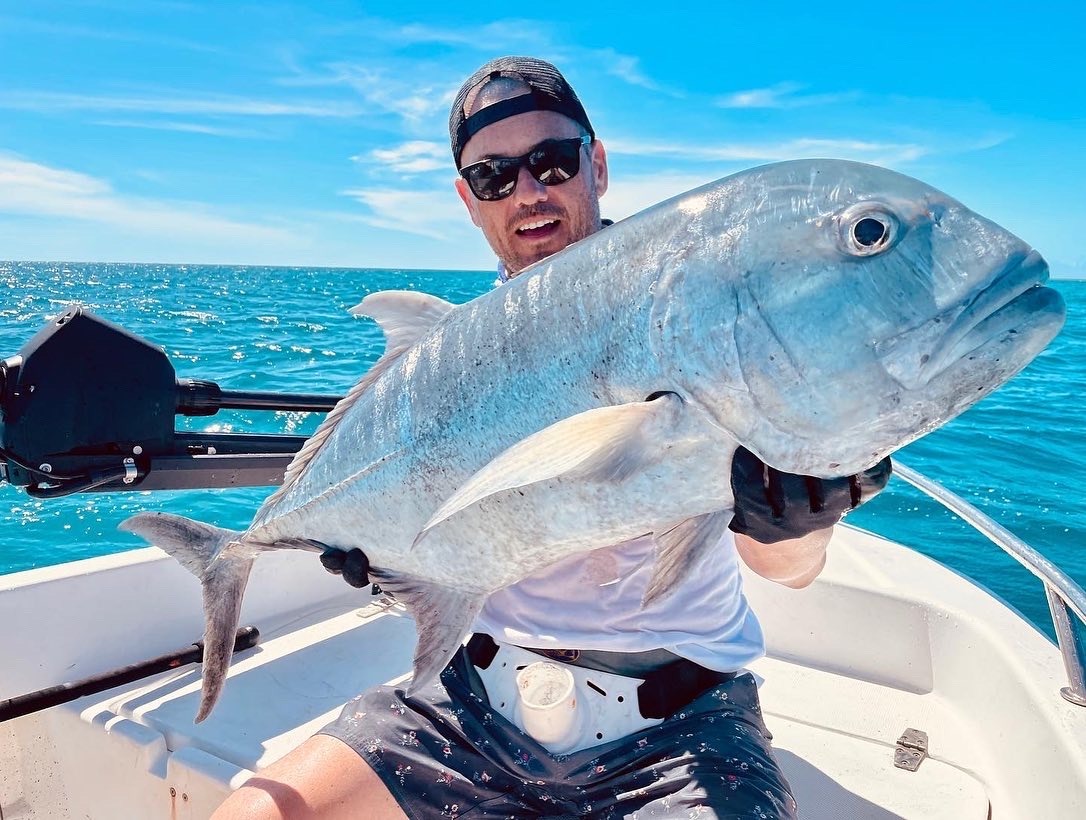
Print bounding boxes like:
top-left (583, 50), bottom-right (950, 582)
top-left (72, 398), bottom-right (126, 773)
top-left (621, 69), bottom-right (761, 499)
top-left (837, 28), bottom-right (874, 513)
top-left (210, 57), bottom-right (891, 819)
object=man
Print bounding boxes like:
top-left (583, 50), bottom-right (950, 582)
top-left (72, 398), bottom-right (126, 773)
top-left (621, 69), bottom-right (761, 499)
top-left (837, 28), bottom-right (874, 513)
top-left (213, 56), bottom-right (890, 819)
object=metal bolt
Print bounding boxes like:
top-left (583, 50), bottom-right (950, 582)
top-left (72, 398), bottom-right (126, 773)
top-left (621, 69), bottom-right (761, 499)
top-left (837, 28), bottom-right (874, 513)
top-left (133, 445), bottom-right (143, 455)
top-left (169, 787), bottom-right (176, 797)
top-left (38, 463), bottom-right (52, 474)
top-left (182, 793), bottom-right (189, 802)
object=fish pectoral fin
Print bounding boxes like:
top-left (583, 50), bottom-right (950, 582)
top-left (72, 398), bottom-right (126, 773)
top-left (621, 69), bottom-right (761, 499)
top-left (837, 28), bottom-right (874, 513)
top-left (643, 510), bottom-right (732, 607)
top-left (349, 290), bottom-right (456, 353)
top-left (368, 569), bottom-right (485, 695)
top-left (414, 393), bottom-right (685, 544)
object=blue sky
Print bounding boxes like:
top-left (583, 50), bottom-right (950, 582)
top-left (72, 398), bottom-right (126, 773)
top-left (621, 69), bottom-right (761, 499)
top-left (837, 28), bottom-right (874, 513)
top-left (1, 1), bottom-right (1083, 276)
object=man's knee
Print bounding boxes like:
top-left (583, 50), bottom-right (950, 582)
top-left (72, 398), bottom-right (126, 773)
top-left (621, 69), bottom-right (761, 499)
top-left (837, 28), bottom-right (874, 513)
top-left (211, 734), bottom-right (407, 820)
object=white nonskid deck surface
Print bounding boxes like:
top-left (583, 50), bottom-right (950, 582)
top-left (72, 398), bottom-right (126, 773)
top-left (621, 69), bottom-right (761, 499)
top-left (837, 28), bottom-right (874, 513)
top-left (111, 594), bottom-right (418, 772)
top-left (11, 599), bottom-right (991, 819)
top-left (5, 528), bottom-right (1086, 819)
top-left (752, 656), bottom-right (989, 818)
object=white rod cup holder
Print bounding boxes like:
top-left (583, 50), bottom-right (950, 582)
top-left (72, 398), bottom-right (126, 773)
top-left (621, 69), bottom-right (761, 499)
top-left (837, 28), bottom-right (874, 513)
top-left (515, 661), bottom-right (580, 750)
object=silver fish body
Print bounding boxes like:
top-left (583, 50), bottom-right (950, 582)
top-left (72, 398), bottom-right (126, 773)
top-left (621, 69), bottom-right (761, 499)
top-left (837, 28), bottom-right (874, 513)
top-left (121, 159), bottom-right (1065, 721)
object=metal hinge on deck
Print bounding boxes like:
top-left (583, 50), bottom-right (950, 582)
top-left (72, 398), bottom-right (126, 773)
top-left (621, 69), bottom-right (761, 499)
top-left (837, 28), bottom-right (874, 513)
top-left (893, 728), bottom-right (928, 771)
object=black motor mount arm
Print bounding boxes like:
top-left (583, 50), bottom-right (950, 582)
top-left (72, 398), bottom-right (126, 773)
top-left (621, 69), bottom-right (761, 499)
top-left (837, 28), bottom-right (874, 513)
top-left (0, 305), bottom-right (343, 496)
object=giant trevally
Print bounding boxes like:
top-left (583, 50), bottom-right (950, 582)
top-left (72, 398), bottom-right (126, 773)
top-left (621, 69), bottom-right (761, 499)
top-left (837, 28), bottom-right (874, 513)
top-left (121, 159), bottom-right (1066, 723)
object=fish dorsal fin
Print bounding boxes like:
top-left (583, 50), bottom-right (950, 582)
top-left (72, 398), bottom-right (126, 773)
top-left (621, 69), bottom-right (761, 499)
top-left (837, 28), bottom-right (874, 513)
top-left (350, 290), bottom-right (456, 354)
top-left (414, 393), bottom-right (684, 546)
top-left (260, 291), bottom-right (455, 514)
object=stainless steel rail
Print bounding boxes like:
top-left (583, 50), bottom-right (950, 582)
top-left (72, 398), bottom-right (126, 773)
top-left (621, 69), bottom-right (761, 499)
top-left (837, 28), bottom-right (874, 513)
top-left (893, 461), bottom-right (1086, 707)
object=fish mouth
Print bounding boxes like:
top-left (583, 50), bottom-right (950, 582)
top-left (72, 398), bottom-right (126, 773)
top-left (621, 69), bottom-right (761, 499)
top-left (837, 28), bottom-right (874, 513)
top-left (918, 249), bottom-right (1060, 383)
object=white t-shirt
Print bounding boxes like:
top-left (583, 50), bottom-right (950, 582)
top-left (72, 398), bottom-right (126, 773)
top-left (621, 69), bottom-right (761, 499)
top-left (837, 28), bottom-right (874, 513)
top-left (473, 529), bottom-right (765, 673)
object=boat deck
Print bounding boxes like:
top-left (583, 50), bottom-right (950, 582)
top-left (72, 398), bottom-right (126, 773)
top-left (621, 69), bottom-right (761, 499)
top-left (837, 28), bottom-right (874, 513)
top-left (6, 596), bottom-right (988, 819)
top-left (4, 527), bottom-right (1085, 818)
top-left (756, 657), bottom-right (988, 817)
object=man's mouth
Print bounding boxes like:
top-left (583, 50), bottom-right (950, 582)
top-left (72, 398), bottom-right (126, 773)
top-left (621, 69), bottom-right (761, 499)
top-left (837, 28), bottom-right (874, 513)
top-left (515, 218), bottom-right (561, 240)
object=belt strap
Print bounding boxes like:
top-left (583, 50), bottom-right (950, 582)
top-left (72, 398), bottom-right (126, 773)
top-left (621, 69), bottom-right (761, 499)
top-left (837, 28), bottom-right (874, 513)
top-left (466, 634), bottom-right (734, 720)
top-left (636, 659), bottom-right (735, 719)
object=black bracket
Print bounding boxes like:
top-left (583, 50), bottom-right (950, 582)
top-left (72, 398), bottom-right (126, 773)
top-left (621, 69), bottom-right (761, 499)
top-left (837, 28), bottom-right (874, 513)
top-left (0, 305), bottom-right (343, 496)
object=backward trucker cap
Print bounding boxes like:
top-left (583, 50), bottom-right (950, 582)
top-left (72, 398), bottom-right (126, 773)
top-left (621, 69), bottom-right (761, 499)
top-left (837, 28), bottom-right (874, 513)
top-left (449, 56), bottom-right (595, 167)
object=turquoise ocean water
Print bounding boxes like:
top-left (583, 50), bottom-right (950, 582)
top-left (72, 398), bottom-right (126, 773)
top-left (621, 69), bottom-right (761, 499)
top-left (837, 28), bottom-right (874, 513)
top-left (0, 261), bottom-right (1082, 637)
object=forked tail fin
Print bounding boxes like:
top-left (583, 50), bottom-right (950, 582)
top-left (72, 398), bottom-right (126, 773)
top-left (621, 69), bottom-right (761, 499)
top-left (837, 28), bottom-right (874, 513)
top-left (119, 512), bottom-right (253, 723)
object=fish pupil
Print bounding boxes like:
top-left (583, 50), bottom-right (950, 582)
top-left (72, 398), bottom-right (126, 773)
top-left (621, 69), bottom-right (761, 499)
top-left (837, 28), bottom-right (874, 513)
top-left (854, 217), bottom-right (887, 247)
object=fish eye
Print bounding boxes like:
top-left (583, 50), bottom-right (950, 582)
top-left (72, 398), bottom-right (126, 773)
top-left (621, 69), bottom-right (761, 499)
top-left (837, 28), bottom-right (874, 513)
top-left (853, 217), bottom-right (887, 247)
top-left (837, 204), bottom-right (898, 257)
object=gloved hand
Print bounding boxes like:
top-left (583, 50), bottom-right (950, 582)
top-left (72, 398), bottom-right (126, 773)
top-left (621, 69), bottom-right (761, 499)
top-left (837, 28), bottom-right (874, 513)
top-left (728, 446), bottom-right (892, 545)
top-left (320, 547), bottom-right (371, 588)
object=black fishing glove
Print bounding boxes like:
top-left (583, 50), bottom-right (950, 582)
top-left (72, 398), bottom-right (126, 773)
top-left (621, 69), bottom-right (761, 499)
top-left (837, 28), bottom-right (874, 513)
top-left (320, 547), bottom-right (371, 588)
top-left (728, 446), bottom-right (892, 544)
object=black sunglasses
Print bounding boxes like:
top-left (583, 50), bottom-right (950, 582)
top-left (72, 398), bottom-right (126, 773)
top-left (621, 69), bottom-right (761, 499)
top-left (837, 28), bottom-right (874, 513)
top-left (459, 135), bottom-right (592, 202)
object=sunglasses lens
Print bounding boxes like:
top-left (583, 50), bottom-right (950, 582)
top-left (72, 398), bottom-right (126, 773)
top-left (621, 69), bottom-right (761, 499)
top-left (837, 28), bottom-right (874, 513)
top-left (465, 160), bottom-right (519, 201)
top-left (527, 140), bottom-right (582, 186)
top-left (463, 138), bottom-right (586, 201)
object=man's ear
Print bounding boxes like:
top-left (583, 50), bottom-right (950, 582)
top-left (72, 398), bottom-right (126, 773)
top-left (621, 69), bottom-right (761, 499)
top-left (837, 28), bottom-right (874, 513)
top-left (591, 139), bottom-right (609, 199)
top-left (455, 177), bottom-right (483, 227)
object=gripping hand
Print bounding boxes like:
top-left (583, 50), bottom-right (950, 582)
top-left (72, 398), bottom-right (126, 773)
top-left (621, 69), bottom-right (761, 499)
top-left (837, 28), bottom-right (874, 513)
top-left (728, 446), bottom-right (892, 545)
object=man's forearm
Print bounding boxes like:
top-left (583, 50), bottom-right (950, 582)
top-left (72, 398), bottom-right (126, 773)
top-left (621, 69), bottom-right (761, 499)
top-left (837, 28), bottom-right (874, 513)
top-left (733, 528), bottom-right (832, 589)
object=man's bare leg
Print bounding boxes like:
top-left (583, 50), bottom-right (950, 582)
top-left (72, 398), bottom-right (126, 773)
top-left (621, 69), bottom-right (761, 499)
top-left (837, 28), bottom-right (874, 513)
top-left (211, 734), bottom-right (408, 820)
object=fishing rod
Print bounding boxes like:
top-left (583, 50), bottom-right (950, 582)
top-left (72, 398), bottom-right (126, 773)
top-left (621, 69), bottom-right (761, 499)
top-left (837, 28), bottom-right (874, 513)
top-left (0, 626), bottom-right (260, 722)
top-left (0, 305), bottom-right (346, 496)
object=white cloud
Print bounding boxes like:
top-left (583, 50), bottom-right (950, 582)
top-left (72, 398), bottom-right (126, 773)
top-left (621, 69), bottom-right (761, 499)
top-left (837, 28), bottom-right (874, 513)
top-left (324, 64), bottom-right (448, 123)
top-left (0, 14), bottom-right (224, 54)
top-left (340, 186), bottom-right (469, 240)
top-left (92, 119), bottom-right (265, 138)
top-left (585, 49), bottom-right (670, 93)
top-left (359, 141), bottom-right (450, 175)
top-left (716, 83), bottom-right (859, 109)
top-left (0, 91), bottom-right (363, 118)
top-left (391, 19), bottom-right (542, 49)
top-left (606, 136), bottom-right (930, 166)
top-left (277, 62), bottom-right (450, 126)
top-left (602, 173), bottom-right (724, 222)
top-left (0, 152), bottom-right (295, 243)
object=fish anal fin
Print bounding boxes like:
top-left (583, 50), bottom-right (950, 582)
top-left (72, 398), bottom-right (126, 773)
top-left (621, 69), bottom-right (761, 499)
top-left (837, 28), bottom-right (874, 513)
top-left (643, 510), bottom-right (731, 607)
top-left (369, 569), bottom-right (484, 694)
top-left (415, 393), bottom-right (684, 545)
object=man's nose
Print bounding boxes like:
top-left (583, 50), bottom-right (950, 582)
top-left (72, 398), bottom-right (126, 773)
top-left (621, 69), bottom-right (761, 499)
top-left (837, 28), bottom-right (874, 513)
top-left (512, 165), bottom-right (547, 206)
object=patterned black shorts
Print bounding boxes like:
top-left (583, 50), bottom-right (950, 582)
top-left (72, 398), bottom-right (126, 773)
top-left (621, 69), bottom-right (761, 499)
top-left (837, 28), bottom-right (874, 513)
top-left (320, 647), bottom-right (797, 819)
